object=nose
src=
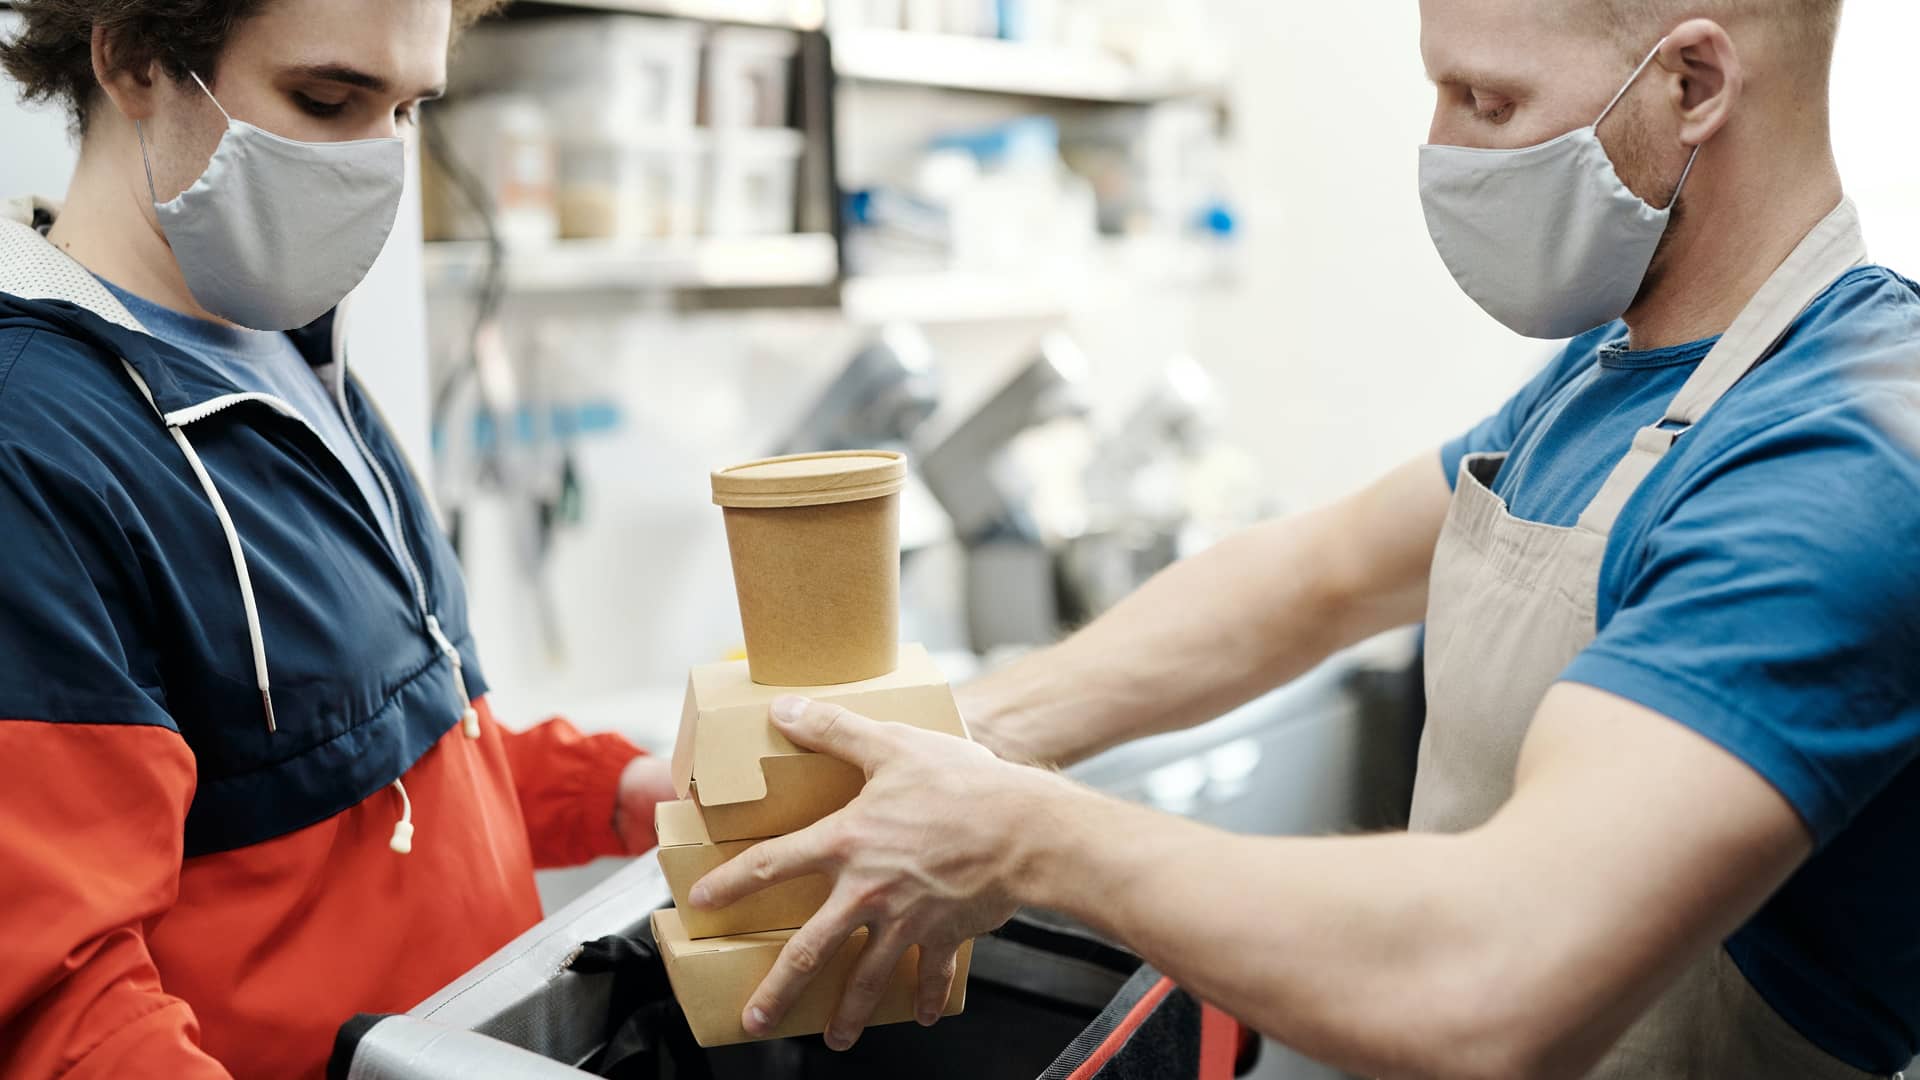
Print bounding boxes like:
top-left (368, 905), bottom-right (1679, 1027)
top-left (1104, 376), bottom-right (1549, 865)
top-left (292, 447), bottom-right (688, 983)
top-left (354, 112), bottom-right (403, 142)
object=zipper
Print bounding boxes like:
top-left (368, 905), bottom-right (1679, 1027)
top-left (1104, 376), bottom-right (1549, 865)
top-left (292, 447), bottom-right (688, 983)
top-left (326, 326), bottom-right (481, 740)
top-left (334, 378), bottom-right (433, 621)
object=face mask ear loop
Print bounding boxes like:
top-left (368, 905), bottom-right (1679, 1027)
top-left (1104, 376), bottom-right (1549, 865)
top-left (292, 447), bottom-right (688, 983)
top-left (135, 120), bottom-right (161, 205)
top-left (1665, 143), bottom-right (1702, 209)
top-left (1595, 35), bottom-right (1672, 129)
top-left (137, 71), bottom-right (230, 208)
top-left (187, 70), bottom-right (233, 123)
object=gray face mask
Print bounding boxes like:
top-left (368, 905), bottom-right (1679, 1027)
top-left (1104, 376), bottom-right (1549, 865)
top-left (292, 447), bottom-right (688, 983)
top-left (1418, 38), bottom-right (1701, 340)
top-left (138, 72), bottom-right (405, 331)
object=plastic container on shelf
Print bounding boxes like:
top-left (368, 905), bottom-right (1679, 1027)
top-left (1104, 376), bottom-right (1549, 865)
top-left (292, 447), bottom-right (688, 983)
top-left (453, 16), bottom-right (703, 136)
top-left (703, 26), bottom-right (800, 128)
top-left (705, 128), bottom-right (805, 237)
top-left (554, 131), bottom-right (702, 241)
top-left (421, 95), bottom-right (558, 246)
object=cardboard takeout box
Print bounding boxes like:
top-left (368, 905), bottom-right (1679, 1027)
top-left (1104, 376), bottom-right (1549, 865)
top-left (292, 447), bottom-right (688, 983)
top-left (669, 642), bottom-right (967, 843)
top-left (655, 796), bottom-right (834, 939)
top-left (652, 907), bottom-right (972, 1048)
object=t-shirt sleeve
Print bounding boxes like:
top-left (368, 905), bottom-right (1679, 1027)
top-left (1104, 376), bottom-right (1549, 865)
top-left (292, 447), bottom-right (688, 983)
top-left (1561, 401), bottom-right (1920, 846)
top-left (1439, 332), bottom-right (1609, 490)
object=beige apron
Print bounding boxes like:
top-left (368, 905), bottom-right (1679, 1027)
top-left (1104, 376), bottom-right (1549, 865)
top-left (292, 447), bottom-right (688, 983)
top-left (1408, 200), bottom-right (1895, 1079)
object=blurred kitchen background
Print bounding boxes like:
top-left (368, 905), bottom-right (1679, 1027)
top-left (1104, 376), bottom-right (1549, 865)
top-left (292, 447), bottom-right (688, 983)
top-left (4, 3), bottom-right (1918, 1077)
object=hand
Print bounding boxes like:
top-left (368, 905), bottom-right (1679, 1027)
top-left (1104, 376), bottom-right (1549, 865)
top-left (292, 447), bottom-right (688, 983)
top-left (690, 694), bottom-right (1069, 1050)
top-left (613, 754), bottom-right (677, 855)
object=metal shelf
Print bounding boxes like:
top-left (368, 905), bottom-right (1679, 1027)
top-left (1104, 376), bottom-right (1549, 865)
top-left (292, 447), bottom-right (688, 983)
top-left (843, 237), bottom-right (1234, 324)
top-left (424, 234), bottom-right (840, 294)
top-left (840, 269), bottom-right (1082, 324)
top-left (831, 29), bottom-right (1226, 105)
top-left (511, 0), bottom-right (824, 29)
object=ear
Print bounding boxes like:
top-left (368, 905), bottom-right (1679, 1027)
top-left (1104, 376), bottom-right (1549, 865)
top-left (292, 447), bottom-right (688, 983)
top-left (1657, 18), bottom-right (1742, 148)
top-left (90, 23), bottom-right (164, 123)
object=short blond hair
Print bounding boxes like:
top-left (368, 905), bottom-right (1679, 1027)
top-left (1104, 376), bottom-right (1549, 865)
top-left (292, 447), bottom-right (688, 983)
top-left (1568, 0), bottom-right (1843, 67)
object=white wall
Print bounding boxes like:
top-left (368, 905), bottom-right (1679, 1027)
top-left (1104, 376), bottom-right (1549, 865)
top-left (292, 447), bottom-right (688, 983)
top-left (347, 142), bottom-right (435, 471)
top-left (1831, 1), bottom-right (1920, 271)
top-left (1189, 1), bottom-right (1548, 511)
top-left (0, 12), bottom-right (80, 197)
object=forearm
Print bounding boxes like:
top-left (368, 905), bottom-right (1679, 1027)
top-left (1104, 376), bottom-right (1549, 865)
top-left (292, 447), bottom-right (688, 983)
top-left (1003, 688), bottom-right (1812, 1079)
top-left (962, 513), bottom-right (1348, 766)
top-left (968, 453), bottom-right (1448, 766)
top-left (1012, 781), bottom-right (1517, 1078)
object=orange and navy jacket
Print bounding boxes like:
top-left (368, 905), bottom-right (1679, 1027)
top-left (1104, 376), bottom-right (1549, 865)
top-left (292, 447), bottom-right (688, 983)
top-left (0, 209), bottom-right (648, 1079)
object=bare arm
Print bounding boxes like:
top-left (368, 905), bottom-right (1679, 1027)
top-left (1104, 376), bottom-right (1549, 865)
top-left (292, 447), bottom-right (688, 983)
top-left (696, 687), bottom-right (1809, 1077)
top-left (964, 451), bottom-right (1453, 767)
top-left (1017, 684), bottom-right (1810, 1077)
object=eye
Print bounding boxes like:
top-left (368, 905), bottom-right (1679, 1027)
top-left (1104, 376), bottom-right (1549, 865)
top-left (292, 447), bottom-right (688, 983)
top-left (1470, 89), bottom-right (1514, 125)
top-left (293, 90), bottom-right (347, 118)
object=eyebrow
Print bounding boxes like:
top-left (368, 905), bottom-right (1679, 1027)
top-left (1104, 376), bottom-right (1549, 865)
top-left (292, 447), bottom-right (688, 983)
top-left (1431, 66), bottom-right (1509, 89)
top-left (288, 63), bottom-right (445, 100)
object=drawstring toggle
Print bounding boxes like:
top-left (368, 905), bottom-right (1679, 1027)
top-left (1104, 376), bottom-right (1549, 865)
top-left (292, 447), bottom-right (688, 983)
top-left (388, 778), bottom-right (414, 854)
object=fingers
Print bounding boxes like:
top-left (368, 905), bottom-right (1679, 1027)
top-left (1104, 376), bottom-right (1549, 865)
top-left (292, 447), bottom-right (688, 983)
top-left (770, 695), bottom-right (894, 772)
top-left (692, 822), bottom-right (838, 910)
top-left (742, 898), bottom-right (862, 1039)
top-left (825, 926), bottom-right (912, 1051)
top-left (913, 942), bottom-right (960, 1027)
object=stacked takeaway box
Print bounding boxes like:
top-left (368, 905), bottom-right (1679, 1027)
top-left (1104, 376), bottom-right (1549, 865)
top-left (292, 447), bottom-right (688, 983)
top-left (651, 451), bottom-right (973, 1047)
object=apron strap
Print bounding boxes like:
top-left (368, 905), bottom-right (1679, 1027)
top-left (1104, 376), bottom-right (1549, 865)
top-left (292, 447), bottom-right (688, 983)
top-left (1575, 198), bottom-right (1869, 536)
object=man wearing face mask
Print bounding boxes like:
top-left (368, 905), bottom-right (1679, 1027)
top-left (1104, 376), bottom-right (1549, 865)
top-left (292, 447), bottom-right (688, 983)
top-left (685, 1), bottom-right (1920, 1077)
top-left (0, 3), bottom-right (680, 1078)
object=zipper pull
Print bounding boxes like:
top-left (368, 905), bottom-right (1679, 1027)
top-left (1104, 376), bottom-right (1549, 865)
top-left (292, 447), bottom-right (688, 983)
top-left (425, 615), bottom-right (481, 739)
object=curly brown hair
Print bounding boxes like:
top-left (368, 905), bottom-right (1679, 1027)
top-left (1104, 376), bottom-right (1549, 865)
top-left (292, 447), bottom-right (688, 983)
top-left (0, 0), bottom-right (509, 134)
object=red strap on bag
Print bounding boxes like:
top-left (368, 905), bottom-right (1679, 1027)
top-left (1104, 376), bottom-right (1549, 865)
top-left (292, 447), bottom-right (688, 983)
top-left (1197, 1002), bottom-right (1241, 1080)
top-left (1064, 977), bottom-right (1178, 1080)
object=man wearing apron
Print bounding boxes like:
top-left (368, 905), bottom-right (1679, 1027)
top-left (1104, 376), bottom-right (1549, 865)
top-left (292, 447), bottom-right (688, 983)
top-left (691, 2), bottom-right (1920, 1076)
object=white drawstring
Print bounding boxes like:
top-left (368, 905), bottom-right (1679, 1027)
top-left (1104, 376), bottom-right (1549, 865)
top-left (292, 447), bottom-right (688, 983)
top-left (426, 615), bottom-right (481, 739)
top-left (388, 778), bottom-right (414, 854)
top-left (120, 361), bottom-right (276, 732)
top-left (168, 427), bottom-right (276, 732)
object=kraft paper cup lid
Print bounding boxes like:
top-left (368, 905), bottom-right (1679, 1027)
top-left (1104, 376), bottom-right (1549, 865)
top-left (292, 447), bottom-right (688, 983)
top-left (711, 450), bottom-right (908, 509)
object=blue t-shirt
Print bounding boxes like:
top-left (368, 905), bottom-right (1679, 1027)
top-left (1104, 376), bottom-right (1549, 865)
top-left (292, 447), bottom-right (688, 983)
top-left (1442, 266), bottom-right (1920, 1071)
top-left (97, 278), bottom-right (405, 559)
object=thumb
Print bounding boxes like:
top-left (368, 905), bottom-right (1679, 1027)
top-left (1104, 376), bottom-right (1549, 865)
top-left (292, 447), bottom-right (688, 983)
top-left (770, 696), bottom-right (892, 771)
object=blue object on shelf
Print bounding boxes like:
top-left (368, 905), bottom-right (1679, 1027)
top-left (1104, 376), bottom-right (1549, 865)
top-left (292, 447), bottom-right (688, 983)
top-left (432, 400), bottom-right (626, 454)
top-left (1196, 199), bottom-right (1239, 240)
top-left (929, 116), bottom-right (1060, 167)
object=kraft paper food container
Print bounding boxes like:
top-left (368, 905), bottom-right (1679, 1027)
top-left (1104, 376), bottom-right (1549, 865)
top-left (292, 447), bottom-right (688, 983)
top-left (711, 451), bottom-right (907, 687)
top-left (652, 907), bottom-right (971, 1048)
top-left (655, 797), bottom-right (833, 939)
top-left (670, 643), bottom-right (968, 843)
